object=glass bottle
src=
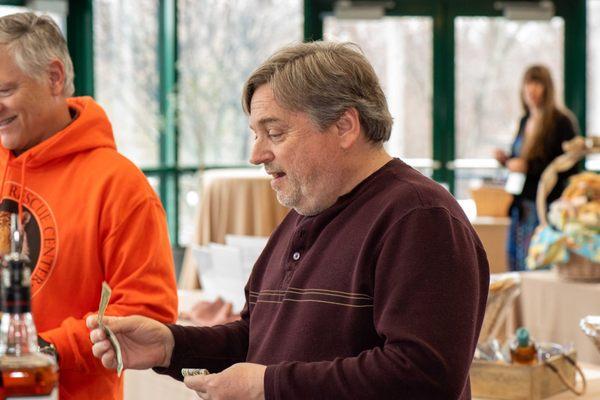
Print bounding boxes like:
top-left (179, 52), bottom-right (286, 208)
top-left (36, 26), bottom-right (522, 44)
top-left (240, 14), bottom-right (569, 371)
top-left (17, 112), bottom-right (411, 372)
top-left (0, 214), bottom-right (58, 399)
top-left (510, 326), bottom-right (538, 365)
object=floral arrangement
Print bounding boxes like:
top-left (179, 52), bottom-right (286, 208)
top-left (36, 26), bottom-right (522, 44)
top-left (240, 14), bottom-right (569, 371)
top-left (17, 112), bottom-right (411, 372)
top-left (527, 172), bottom-right (600, 269)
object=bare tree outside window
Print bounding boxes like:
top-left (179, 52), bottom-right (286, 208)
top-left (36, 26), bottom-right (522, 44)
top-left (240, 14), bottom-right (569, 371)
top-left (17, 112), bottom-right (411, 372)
top-left (324, 17), bottom-right (433, 164)
top-left (177, 0), bottom-right (303, 168)
top-left (177, 0), bottom-right (302, 244)
top-left (93, 0), bottom-right (160, 168)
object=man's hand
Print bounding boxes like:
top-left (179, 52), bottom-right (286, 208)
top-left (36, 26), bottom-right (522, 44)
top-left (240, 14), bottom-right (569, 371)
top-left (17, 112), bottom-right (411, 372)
top-left (184, 363), bottom-right (266, 400)
top-left (87, 314), bottom-right (174, 370)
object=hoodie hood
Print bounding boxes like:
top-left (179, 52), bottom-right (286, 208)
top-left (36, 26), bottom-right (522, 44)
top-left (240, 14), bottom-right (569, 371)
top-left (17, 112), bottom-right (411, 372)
top-left (0, 97), bottom-right (117, 233)
top-left (0, 97), bottom-right (116, 168)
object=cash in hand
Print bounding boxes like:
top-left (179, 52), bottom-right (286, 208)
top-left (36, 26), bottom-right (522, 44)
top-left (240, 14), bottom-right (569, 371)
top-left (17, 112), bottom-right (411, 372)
top-left (181, 368), bottom-right (210, 377)
top-left (98, 281), bottom-right (124, 377)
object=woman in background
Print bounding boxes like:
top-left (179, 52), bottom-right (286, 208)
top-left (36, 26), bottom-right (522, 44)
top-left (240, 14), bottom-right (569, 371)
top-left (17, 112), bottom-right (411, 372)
top-left (494, 65), bottom-right (579, 271)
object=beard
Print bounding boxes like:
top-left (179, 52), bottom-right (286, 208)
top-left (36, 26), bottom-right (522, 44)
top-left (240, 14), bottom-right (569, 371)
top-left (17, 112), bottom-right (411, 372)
top-left (271, 169), bottom-right (333, 216)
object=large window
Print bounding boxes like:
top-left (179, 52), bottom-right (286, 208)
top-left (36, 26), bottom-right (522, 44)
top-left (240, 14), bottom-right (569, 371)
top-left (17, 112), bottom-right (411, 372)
top-left (177, 0), bottom-right (302, 244)
top-left (93, 0), bottom-right (160, 169)
top-left (178, 0), bottom-right (303, 168)
top-left (13, 0), bottom-right (582, 247)
top-left (324, 16), bottom-right (433, 174)
top-left (454, 17), bottom-right (564, 198)
top-left (91, 0), bottom-right (302, 246)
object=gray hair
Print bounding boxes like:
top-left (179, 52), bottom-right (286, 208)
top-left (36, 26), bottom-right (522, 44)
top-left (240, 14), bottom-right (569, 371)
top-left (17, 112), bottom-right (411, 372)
top-left (0, 12), bottom-right (74, 96)
top-left (242, 41), bottom-right (392, 144)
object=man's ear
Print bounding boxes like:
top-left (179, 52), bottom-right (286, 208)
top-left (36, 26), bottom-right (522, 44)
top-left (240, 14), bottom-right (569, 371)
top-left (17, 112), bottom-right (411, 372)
top-left (47, 59), bottom-right (66, 96)
top-left (336, 108), bottom-right (361, 150)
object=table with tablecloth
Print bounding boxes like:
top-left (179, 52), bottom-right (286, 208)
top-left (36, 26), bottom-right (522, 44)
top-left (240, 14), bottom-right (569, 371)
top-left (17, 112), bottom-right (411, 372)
top-left (178, 169), bottom-right (289, 289)
top-left (517, 270), bottom-right (600, 365)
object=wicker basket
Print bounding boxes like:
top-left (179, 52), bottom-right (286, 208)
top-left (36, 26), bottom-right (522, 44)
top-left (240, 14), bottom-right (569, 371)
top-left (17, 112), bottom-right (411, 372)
top-left (556, 251), bottom-right (600, 282)
top-left (536, 137), bottom-right (600, 282)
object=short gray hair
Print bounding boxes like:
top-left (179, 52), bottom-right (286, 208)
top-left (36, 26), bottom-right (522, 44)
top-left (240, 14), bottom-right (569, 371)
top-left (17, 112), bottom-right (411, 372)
top-left (242, 41), bottom-right (392, 144)
top-left (0, 12), bottom-right (74, 96)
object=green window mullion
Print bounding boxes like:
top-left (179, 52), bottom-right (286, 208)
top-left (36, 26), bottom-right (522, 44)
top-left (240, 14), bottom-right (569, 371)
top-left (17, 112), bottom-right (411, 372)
top-left (67, 0), bottom-right (94, 97)
top-left (304, 0), bottom-right (326, 40)
top-left (561, 0), bottom-right (586, 135)
top-left (158, 0), bottom-right (179, 246)
top-left (432, 2), bottom-right (455, 192)
top-left (0, 0), bottom-right (25, 6)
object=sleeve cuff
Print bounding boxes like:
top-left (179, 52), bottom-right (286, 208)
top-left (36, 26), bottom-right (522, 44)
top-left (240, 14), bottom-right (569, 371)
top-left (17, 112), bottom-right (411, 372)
top-left (264, 364), bottom-right (280, 400)
top-left (151, 324), bottom-right (184, 381)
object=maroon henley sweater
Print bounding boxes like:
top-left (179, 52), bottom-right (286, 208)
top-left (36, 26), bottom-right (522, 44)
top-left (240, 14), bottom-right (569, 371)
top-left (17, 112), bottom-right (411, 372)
top-left (158, 159), bottom-right (489, 399)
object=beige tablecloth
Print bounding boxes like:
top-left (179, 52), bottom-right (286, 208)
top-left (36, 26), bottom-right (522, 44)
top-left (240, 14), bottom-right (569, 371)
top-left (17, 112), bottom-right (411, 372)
top-left (179, 169), bottom-right (289, 289)
top-left (519, 270), bottom-right (600, 364)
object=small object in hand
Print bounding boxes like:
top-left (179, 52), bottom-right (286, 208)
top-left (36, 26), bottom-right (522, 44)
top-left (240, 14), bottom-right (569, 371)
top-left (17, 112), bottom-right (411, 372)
top-left (98, 281), bottom-right (124, 376)
top-left (181, 368), bottom-right (210, 377)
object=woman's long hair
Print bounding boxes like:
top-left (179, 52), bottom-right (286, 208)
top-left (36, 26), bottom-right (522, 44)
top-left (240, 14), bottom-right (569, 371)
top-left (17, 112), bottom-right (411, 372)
top-left (519, 65), bottom-right (567, 160)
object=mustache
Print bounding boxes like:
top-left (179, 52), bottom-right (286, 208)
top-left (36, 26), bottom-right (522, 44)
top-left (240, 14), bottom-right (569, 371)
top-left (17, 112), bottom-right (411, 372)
top-left (264, 164), bottom-right (283, 174)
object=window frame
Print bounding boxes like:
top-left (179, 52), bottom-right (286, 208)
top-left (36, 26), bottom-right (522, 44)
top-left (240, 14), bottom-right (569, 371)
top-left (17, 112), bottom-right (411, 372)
top-left (306, 0), bottom-right (586, 195)
top-left (2, 0), bottom-right (585, 247)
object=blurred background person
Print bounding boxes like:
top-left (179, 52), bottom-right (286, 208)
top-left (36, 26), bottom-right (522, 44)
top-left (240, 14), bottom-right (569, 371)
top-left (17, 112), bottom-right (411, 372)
top-left (494, 65), bottom-right (579, 271)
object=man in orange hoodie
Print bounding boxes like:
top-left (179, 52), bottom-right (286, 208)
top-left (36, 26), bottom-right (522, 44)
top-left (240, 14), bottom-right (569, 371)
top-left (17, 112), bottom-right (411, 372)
top-left (0, 12), bottom-right (178, 400)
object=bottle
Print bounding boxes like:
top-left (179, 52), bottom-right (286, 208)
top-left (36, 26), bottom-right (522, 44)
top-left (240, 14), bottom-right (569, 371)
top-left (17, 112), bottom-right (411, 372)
top-left (510, 327), bottom-right (538, 365)
top-left (0, 214), bottom-right (58, 399)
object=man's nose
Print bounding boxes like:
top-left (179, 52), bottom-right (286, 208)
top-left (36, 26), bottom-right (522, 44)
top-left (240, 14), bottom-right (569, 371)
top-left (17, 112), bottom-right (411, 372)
top-left (249, 138), bottom-right (274, 165)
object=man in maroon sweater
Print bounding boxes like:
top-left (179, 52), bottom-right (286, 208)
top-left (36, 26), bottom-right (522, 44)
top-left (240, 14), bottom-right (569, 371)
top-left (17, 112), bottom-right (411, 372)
top-left (88, 41), bottom-right (489, 399)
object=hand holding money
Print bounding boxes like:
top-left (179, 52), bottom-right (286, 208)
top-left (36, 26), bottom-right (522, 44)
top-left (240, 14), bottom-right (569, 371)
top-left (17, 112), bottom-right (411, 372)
top-left (183, 363), bottom-right (265, 400)
top-left (88, 312), bottom-right (176, 371)
top-left (98, 282), bottom-right (124, 376)
top-left (181, 368), bottom-right (210, 377)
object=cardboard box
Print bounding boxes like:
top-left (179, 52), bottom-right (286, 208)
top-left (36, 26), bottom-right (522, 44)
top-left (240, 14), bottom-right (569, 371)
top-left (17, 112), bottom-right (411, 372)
top-left (471, 186), bottom-right (513, 217)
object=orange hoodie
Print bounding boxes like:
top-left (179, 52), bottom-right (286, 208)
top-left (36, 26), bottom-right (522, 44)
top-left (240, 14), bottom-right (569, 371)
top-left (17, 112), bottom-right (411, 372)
top-left (0, 97), bottom-right (178, 399)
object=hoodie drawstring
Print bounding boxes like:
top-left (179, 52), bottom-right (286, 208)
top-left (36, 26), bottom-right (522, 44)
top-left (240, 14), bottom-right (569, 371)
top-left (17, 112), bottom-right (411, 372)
top-left (0, 154), bottom-right (10, 203)
top-left (0, 152), bottom-right (28, 237)
top-left (17, 154), bottom-right (30, 233)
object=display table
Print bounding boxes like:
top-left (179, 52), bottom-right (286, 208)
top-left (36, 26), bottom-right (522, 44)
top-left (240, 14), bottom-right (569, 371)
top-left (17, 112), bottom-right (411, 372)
top-left (519, 271), bottom-right (600, 364)
top-left (178, 169), bottom-right (289, 289)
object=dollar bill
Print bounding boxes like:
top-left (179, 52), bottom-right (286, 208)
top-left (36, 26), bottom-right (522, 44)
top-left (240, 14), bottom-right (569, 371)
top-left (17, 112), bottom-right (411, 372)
top-left (181, 368), bottom-right (210, 377)
top-left (98, 281), bottom-right (124, 377)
